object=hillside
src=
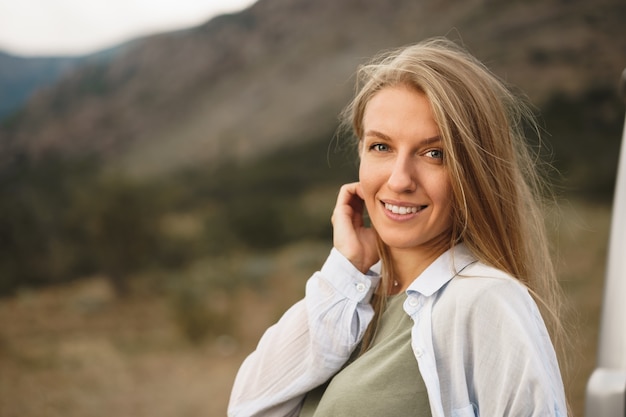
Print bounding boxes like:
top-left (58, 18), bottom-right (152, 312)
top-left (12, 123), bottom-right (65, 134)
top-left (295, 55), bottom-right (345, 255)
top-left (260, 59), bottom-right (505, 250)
top-left (0, 52), bottom-right (82, 121)
top-left (1, 0), bottom-right (624, 178)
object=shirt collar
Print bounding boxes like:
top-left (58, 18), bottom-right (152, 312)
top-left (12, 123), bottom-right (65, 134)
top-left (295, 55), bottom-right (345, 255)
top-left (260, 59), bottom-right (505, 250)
top-left (406, 243), bottom-right (477, 297)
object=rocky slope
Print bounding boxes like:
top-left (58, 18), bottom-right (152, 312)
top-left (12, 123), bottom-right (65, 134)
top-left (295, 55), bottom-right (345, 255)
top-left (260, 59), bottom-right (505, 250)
top-left (0, 0), bottom-right (624, 178)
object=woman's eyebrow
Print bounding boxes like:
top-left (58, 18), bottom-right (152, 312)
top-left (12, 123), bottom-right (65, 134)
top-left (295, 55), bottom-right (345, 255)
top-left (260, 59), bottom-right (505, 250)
top-left (363, 129), bottom-right (441, 145)
top-left (421, 135), bottom-right (442, 145)
top-left (363, 129), bottom-right (392, 141)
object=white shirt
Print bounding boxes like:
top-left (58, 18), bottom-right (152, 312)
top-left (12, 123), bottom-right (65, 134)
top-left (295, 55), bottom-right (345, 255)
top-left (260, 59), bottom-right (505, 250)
top-left (228, 244), bottom-right (567, 417)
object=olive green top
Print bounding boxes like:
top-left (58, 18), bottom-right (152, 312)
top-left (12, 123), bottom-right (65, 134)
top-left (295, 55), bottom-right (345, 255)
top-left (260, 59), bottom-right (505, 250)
top-left (299, 294), bottom-right (432, 417)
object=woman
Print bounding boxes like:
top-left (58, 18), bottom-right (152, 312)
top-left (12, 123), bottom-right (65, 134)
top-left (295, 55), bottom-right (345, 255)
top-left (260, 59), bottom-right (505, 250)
top-left (228, 37), bottom-right (568, 417)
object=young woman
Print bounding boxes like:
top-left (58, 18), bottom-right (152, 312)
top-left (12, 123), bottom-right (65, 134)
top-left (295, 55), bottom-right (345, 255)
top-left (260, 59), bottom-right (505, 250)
top-left (228, 37), bottom-right (568, 417)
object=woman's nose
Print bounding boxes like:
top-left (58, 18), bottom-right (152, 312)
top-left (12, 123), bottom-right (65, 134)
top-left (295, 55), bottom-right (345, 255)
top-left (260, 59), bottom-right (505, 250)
top-left (387, 155), bottom-right (417, 193)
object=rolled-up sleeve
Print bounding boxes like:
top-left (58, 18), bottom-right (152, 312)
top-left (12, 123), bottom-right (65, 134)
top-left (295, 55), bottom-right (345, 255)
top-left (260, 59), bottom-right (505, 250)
top-left (228, 248), bottom-right (381, 417)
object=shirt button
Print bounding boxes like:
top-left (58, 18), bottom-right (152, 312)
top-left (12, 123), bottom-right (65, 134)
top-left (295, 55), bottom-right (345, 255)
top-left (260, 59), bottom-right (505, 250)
top-left (408, 297), bottom-right (419, 307)
top-left (414, 348), bottom-right (424, 358)
top-left (355, 282), bottom-right (367, 293)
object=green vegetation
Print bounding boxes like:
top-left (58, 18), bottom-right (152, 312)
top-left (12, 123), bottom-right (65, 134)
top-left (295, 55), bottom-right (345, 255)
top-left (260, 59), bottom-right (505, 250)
top-left (0, 155), bottom-right (162, 296)
top-left (0, 133), bottom-right (356, 298)
top-left (541, 85), bottom-right (623, 200)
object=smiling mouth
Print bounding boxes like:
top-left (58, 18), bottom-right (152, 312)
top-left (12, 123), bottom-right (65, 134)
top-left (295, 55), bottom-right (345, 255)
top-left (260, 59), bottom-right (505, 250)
top-left (384, 202), bottom-right (427, 215)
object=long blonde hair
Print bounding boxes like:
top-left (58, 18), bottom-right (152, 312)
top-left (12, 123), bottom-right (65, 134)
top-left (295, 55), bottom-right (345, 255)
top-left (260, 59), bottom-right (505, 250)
top-left (342, 38), bottom-right (566, 359)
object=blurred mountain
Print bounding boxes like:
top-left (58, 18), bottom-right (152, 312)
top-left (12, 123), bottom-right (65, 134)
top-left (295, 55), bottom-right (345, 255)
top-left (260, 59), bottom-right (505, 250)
top-left (0, 52), bottom-right (82, 121)
top-left (0, 42), bottom-right (133, 120)
top-left (0, 0), bottom-right (624, 178)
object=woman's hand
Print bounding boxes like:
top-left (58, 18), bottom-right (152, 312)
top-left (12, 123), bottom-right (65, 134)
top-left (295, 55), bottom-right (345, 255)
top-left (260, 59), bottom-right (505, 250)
top-left (331, 182), bottom-right (380, 273)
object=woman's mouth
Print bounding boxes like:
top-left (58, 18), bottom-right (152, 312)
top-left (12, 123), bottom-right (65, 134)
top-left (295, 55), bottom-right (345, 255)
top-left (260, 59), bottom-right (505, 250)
top-left (384, 202), bottom-right (427, 215)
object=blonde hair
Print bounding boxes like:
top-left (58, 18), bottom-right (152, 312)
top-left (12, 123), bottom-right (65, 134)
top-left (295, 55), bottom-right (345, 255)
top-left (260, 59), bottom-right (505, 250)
top-left (342, 38), bottom-right (566, 360)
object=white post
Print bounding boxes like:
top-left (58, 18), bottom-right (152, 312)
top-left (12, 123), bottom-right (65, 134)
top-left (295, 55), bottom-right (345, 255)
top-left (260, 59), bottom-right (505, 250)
top-left (585, 68), bottom-right (626, 417)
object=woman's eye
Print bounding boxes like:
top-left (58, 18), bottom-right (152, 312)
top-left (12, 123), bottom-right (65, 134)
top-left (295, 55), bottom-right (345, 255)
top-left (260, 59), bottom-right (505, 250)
top-left (370, 143), bottom-right (389, 152)
top-left (425, 149), bottom-right (444, 160)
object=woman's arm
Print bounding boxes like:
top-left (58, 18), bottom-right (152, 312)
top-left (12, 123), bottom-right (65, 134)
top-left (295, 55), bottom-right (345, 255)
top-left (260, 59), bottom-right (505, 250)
top-left (228, 182), bottom-right (381, 416)
top-left (471, 284), bottom-right (566, 416)
top-left (433, 270), bottom-right (567, 417)
top-left (227, 249), bottom-right (380, 417)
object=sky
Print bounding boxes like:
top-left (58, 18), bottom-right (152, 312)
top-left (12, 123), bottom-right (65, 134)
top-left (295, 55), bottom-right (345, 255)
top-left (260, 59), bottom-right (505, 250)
top-left (0, 0), bottom-right (257, 57)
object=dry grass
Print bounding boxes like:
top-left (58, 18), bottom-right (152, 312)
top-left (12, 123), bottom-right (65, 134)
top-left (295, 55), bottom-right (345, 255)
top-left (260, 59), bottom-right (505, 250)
top-left (0, 277), bottom-right (248, 417)
top-left (0, 201), bottom-right (612, 416)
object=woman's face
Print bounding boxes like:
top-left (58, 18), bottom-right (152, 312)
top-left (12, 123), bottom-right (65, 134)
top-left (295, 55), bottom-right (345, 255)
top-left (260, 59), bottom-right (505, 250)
top-left (359, 85), bottom-right (453, 253)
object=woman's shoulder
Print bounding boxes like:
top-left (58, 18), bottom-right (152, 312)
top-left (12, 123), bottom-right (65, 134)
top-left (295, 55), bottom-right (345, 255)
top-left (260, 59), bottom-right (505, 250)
top-left (437, 260), bottom-right (535, 314)
top-left (431, 260), bottom-right (548, 348)
top-left (450, 260), bottom-right (526, 291)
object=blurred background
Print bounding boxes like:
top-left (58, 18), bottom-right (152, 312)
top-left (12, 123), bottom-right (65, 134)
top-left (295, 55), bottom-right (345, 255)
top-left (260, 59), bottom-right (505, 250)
top-left (0, 0), bottom-right (624, 415)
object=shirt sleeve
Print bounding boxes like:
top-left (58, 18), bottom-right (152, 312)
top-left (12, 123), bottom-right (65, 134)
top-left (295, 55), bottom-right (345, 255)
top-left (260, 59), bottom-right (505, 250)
top-left (471, 283), bottom-right (565, 416)
top-left (433, 274), bottom-right (567, 417)
top-left (227, 248), bottom-right (381, 417)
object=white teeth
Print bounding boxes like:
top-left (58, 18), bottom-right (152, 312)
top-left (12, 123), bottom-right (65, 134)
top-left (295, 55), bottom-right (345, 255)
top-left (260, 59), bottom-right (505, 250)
top-left (384, 203), bottom-right (421, 214)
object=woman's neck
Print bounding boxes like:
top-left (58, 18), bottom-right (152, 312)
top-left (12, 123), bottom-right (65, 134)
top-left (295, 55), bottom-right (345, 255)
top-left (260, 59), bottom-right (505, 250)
top-left (388, 243), bottom-right (450, 291)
